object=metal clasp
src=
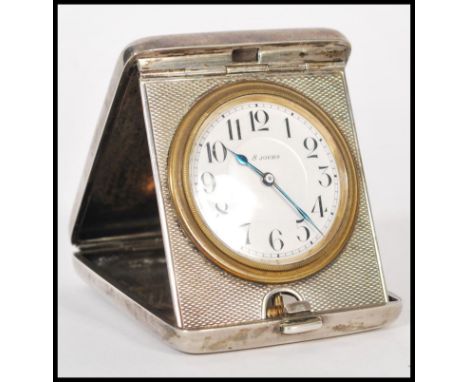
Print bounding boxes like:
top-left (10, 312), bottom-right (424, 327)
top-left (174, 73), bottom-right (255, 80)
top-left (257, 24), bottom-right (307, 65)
top-left (265, 292), bottom-right (323, 335)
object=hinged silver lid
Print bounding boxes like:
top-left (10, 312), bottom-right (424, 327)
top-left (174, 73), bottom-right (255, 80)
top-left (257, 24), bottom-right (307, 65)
top-left (70, 29), bottom-right (351, 249)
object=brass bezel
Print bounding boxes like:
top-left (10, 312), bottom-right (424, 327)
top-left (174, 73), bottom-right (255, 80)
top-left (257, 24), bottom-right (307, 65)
top-left (168, 81), bottom-right (359, 284)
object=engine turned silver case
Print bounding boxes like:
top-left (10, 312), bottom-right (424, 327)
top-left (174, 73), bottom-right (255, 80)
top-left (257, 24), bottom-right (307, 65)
top-left (70, 29), bottom-right (402, 353)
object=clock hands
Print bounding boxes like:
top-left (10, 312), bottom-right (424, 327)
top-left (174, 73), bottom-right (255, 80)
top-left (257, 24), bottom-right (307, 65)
top-left (272, 184), bottom-right (323, 236)
top-left (229, 149), bottom-right (264, 177)
top-left (226, 148), bottom-right (323, 236)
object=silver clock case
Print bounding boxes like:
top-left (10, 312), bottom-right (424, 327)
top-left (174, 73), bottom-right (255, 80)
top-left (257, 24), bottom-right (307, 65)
top-left (70, 29), bottom-right (402, 353)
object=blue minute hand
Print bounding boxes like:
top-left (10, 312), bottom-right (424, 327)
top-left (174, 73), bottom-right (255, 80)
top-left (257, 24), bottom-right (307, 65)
top-left (272, 183), bottom-right (323, 236)
top-left (226, 148), bottom-right (323, 236)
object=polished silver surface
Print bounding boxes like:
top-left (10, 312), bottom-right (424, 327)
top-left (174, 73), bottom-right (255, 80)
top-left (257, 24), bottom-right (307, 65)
top-left (143, 71), bottom-right (388, 329)
top-left (284, 301), bottom-right (313, 315)
top-left (70, 29), bottom-right (401, 352)
top-left (73, 254), bottom-right (401, 354)
top-left (281, 317), bottom-right (323, 335)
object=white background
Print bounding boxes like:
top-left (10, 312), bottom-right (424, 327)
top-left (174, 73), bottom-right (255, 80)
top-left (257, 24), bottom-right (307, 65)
top-left (57, 5), bottom-right (410, 377)
top-left (6, 2), bottom-right (468, 380)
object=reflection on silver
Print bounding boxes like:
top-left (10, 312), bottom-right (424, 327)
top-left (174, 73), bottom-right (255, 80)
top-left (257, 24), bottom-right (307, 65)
top-left (70, 29), bottom-right (401, 352)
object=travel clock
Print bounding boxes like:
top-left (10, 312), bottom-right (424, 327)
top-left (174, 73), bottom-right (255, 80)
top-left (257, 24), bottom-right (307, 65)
top-left (71, 29), bottom-right (401, 353)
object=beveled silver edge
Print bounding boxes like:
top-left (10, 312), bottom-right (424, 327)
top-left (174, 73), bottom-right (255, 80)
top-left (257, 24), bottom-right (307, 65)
top-left (73, 255), bottom-right (402, 354)
top-left (340, 71), bottom-right (390, 302)
top-left (68, 58), bottom-right (125, 241)
top-left (139, 82), bottom-right (183, 327)
top-left (122, 28), bottom-right (350, 65)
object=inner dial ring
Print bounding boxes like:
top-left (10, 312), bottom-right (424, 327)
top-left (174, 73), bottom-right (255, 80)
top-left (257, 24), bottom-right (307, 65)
top-left (168, 81), bottom-right (359, 283)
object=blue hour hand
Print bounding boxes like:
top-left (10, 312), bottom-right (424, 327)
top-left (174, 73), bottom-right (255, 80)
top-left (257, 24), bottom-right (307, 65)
top-left (227, 148), bottom-right (265, 177)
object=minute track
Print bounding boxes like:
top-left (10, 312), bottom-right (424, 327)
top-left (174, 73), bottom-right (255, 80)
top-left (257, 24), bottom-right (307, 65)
top-left (189, 98), bottom-right (341, 264)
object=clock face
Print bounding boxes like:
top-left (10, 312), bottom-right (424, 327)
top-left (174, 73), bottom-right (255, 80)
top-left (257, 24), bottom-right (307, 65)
top-left (189, 100), bottom-right (340, 266)
top-left (169, 82), bottom-right (358, 283)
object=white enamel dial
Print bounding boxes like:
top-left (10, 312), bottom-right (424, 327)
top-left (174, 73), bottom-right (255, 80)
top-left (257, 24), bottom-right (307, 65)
top-left (189, 99), bottom-right (340, 266)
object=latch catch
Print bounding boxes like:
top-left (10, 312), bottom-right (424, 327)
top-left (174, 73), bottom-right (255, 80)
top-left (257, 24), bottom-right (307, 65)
top-left (265, 292), bottom-right (323, 334)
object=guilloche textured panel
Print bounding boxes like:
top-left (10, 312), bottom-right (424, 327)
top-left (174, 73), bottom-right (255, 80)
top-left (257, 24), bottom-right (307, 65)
top-left (144, 72), bottom-right (387, 329)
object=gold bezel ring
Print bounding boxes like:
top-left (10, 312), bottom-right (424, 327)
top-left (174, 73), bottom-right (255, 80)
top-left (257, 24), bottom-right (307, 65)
top-left (168, 81), bottom-right (359, 284)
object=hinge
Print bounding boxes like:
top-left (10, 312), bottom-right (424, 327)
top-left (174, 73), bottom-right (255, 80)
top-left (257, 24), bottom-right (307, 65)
top-left (225, 64), bottom-right (270, 74)
top-left (140, 63), bottom-right (320, 79)
top-left (137, 43), bottom-right (347, 79)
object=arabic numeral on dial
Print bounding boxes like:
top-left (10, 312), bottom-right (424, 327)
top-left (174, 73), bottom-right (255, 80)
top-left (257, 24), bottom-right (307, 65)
top-left (205, 141), bottom-right (227, 163)
top-left (240, 223), bottom-right (251, 245)
top-left (269, 229), bottom-right (284, 251)
top-left (201, 172), bottom-right (216, 193)
top-left (304, 137), bottom-right (318, 158)
top-left (215, 202), bottom-right (229, 215)
top-left (250, 110), bottom-right (269, 132)
top-left (284, 117), bottom-right (292, 138)
top-left (318, 166), bottom-right (332, 187)
top-left (227, 119), bottom-right (242, 140)
top-left (295, 218), bottom-right (311, 242)
top-left (311, 195), bottom-right (327, 218)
